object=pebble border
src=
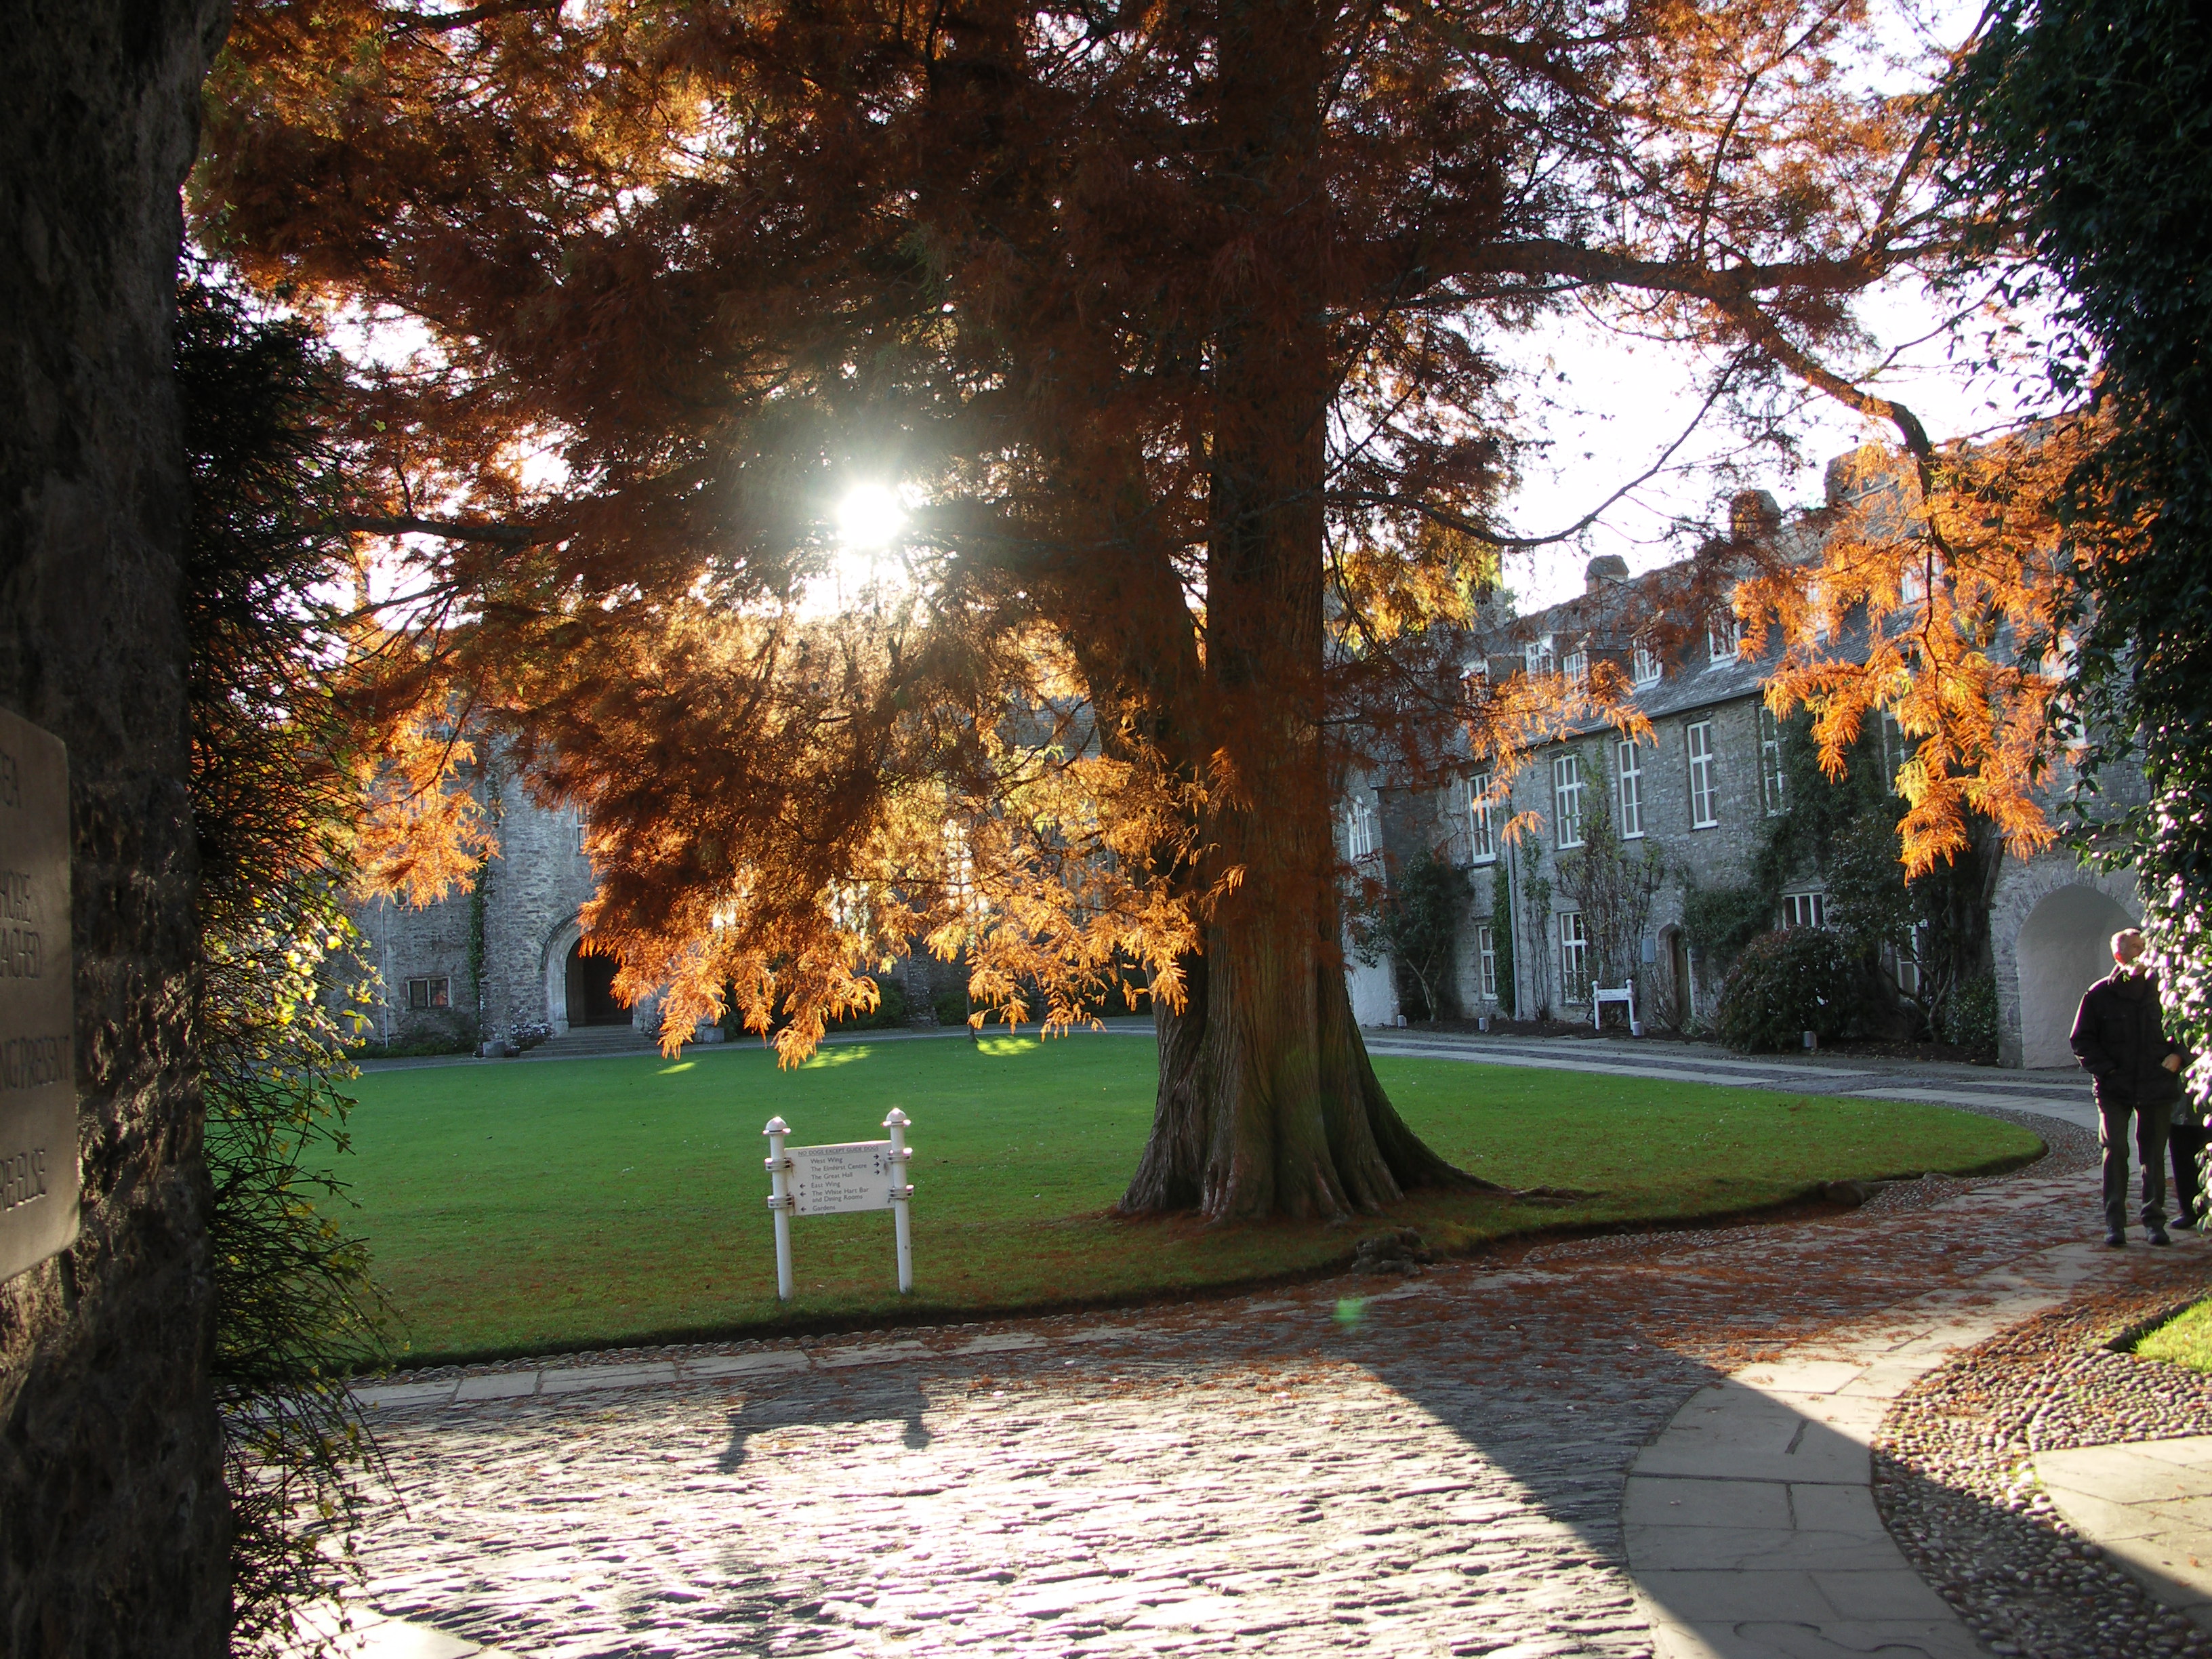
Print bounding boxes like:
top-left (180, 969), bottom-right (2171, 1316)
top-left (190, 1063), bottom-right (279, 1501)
top-left (1877, 1263), bottom-right (2212, 1659)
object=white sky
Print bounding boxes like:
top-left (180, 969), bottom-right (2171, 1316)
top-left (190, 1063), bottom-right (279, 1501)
top-left (1494, 0), bottom-right (2025, 611)
top-left (1493, 273), bottom-right (2039, 611)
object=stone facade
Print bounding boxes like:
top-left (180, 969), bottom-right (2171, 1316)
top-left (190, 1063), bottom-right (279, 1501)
top-left (354, 762), bottom-right (605, 1046)
top-left (1, 4), bottom-right (233, 1652)
top-left (1352, 472), bottom-right (2142, 1069)
top-left (354, 754), bottom-right (971, 1045)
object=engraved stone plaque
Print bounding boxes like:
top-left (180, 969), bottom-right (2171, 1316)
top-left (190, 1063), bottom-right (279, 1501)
top-left (0, 708), bottom-right (77, 1279)
top-left (788, 1141), bottom-right (899, 1216)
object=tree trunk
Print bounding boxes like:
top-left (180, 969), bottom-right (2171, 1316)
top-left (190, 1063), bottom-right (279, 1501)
top-left (1, 2), bottom-right (231, 1650)
top-left (1118, 13), bottom-right (1477, 1218)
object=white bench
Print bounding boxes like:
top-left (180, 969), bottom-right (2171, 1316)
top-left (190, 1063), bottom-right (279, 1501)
top-left (1593, 980), bottom-right (1642, 1036)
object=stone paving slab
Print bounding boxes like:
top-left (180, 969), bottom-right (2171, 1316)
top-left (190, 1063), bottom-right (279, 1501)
top-left (2039, 1434), bottom-right (2212, 1631)
top-left (1624, 1221), bottom-right (2212, 1659)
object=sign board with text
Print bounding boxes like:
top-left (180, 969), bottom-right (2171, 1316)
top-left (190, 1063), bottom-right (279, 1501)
top-left (0, 708), bottom-right (76, 1281)
top-left (764, 1111), bottom-right (916, 1296)
top-left (789, 1141), bottom-right (903, 1216)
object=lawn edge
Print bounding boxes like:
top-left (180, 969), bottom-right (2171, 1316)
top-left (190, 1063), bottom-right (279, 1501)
top-left (365, 1136), bottom-right (2048, 1374)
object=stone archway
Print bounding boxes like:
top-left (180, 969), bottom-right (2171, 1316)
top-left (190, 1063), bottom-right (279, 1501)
top-left (2015, 885), bottom-right (2137, 1069)
top-left (543, 915), bottom-right (584, 1033)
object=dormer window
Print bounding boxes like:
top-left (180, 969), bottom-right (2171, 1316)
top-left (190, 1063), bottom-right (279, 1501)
top-left (1706, 613), bottom-right (1743, 664)
top-left (1807, 578), bottom-right (1830, 644)
top-left (1632, 643), bottom-right (1662, 687)
top-left (1524, 635), bottom-right (1556, 678)
top-left (1561, 643), bottom-right (1588, 685)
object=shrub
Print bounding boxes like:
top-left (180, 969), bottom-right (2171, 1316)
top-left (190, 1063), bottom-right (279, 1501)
top-left (830, 977), bottom-right (909, 1030)
top-left (1942, 970), bottom-right (2000, 1059)
top-left (1715, 928), bottom-right (1861, 1052)
top-left (1683, 884), bottom-right (1774, 970)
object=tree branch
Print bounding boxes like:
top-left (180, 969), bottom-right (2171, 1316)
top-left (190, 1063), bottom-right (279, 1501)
top-left (335, 513), bottom-right (560, 547)
top-left (388, 1), bottom-right (559, 33)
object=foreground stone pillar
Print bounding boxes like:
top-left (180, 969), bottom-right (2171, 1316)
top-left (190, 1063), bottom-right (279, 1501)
top-left (1, 2), bottom-right (232, 1652)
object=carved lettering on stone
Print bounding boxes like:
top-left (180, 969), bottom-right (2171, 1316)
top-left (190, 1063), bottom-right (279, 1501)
top-left (0, 708), bottom-right (77, 1279)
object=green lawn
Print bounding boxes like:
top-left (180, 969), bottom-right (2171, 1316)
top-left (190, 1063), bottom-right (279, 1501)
top-left (2132, 1298), bottom-right (2212, 1371)
top-left (340, 1033), bottom-right (2041, 1365)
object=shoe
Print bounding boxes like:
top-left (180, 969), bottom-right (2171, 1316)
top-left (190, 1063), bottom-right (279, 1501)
top-left (2151, 1229), bottom-right (2173, 1246)
top-left (2106, 1231), bottom-right (2127, 1248)
top-left (2175, 1216), bottom-right (2198, 1232)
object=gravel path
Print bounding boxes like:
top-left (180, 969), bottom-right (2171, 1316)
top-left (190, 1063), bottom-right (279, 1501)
top-left (1877, 1256), bottom-right (2212, 1659)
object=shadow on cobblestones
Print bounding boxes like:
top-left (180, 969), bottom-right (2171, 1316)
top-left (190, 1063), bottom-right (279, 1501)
top-left (719, 1374), bottom-right (934, 1469)
top-left (336, 1109), bottom-right (2112, 1657)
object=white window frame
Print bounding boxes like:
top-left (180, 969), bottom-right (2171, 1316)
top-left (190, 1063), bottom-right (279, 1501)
top-left (1558, 910), bottom-right (1590, 1004)
top-left (1759, 707), bottom-right (1786, 817)
top-left (1894, 922), bottom-right (1928, 996)
top-left (1553, 752), bottom-right (1585, 849)
top-left (573, 804), bottom-right (590, 855)
top-left (1476, 924), bottom-right (1498, 1002)
top-left (1467, 771), bottom-right (1496, 864)
top-left (1900, 552), bottom-right (1941, 605)
top-left (1525, 634), bottom-right (1556, 678)
top-left (1707, 612), bottom-right (1743, 664)
top-left (1344, 799), bottom-right (1378, 861)
top-left (1686, 720), bottom-right (1718, 828)
top-left (1633, 642), bottom-right (1662, 687)
top-left (1879, 710), bottom-right (1906, 792)
top-left (1616, 739), bottom-right (1645, 838)
top-left (1782, 891), bottom-right (1827, 930)
top-left (1561, 643), bottom-right (1588, 685)
top-left (406, 976), bottom-right (451, 1011)
top-left (1807, 577), bottom-right (1831, 644)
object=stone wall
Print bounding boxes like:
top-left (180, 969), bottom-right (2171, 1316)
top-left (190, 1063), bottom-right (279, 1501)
top-left (1990, 851), bottom-right (2142, 1070)
top-left (1398, 674), bottom-right (1778, 1029)
top-left (0, 3), bottom-right (234, 1652)
top-left (352, 765), bottom-right (598, 1044)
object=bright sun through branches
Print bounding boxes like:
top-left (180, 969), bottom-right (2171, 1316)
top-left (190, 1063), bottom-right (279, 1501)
top-left (836, 483), bottom-right (907, 551)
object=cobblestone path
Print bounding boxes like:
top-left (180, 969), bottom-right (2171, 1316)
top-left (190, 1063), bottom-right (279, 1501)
top-left (349, 1113), bottom-right (2129, 1658)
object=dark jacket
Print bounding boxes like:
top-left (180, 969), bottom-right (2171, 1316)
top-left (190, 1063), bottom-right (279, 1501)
top-left (2070, 969), bottom-right (2186, 1111)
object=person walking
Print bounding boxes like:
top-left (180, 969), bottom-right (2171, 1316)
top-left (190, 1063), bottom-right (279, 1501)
top-left (2171, 1091), bottom-right (2209, 1231)
top-left (2071, 928), bottom-right (2188, 1246)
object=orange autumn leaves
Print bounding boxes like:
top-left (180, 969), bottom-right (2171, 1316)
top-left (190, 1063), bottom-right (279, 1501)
top-left (1741, 416), bottom-right (2133, 878)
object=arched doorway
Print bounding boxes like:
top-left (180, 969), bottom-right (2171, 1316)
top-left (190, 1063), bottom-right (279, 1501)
top-left (565, 940), bottom-right (630, 1027)
top-left (2015, 885), bottom-right (2136, 1068)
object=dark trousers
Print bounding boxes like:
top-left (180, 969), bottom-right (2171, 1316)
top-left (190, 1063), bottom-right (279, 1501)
top-left (2172, 1119), bottom-right (2210, 1226)
top-left (2101, 1099), bottom-right (2174, 1234)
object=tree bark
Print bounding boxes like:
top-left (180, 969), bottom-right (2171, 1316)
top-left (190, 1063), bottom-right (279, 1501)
top-left (1118, 3), bottom-right (1478, 1218)
top-left (1, 1), bottom-right (231, 1652)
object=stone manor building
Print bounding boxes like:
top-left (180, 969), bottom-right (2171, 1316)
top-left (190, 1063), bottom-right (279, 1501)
top-left (1342, 457), bottom-right (2143, 1071)
top-left (353, 781), bottom-right (619, 1048)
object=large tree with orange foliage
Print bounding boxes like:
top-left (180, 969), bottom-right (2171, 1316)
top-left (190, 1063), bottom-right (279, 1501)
top-left (199, 0), bottom-right (1968, 1220)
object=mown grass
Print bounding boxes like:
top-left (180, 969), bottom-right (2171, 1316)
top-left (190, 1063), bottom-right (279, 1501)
top-left (340, 1033), bottom-right (2041, 1365)
top-left (2131, 1297), bottom-right (2212, 1371)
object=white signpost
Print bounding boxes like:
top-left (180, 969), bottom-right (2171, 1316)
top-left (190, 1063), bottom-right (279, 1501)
top-left (1593, 979), bottom-right (1642, 1037)
top-left (763, 1109), bottom-right (914, 1299)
